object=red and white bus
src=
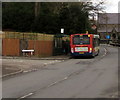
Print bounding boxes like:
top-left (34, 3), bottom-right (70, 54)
top-left (70, 33), bottom-right (100, 57)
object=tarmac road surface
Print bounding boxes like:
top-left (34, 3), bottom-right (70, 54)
top-left (2, 45), bottom-right (118, 99)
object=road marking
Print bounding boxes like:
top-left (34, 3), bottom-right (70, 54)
top-left (17, 93), bottom-right (34, 100)
top-left (64, 77), bottom-right (68, 80)
top-left (47, 81), bottom-right (58, 87)
top-left (47, 76), bottom-right (69, 88)
top-left (102, 48), bottom-right (108, 57)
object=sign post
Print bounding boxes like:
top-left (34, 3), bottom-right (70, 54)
top-left (106, 35), bottom-right (110, 39)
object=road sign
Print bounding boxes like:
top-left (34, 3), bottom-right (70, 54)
top-left (61, 28), bottom-right (64, 33)
top-left (91, 24), bottom-right (97, 30)
top-left (106, 35), bottom-right (110, 39)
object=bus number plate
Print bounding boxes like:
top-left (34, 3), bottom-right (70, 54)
top-left (79, 52), bottom-right (84, 54)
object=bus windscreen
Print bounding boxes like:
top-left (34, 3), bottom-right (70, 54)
top-left (73, 35), bottom-right (90, 45)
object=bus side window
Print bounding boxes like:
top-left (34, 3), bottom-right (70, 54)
top-left (93, 38), bottom-right (99, 47)
top-left (96, 39), bottom-right (98, 46)
top-left (96, 38), bottom-right (100, 46)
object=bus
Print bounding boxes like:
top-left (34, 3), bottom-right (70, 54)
top-left (70, 33), bottom-right (100, 57)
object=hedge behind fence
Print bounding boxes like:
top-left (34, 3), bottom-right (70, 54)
top-left (2, 32), bottom-right (54, 41)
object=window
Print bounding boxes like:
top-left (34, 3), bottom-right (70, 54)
top-left (73, 35), bottom-right (90, 45)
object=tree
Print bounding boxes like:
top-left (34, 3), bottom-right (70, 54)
top-left (2, 2), bottom-right (34, 32)
top-left (2, 2), bottom-right (104, 34)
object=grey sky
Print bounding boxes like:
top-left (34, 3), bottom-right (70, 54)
top-left (91, 0), bottom-right (119, 13)
top-left (1, 0), bottom-right (119, 13)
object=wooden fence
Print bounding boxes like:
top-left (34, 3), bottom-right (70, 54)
top-left (2, 32), bottom-right (54, 57)
top-left (1, 32), bottom-right (70, 57)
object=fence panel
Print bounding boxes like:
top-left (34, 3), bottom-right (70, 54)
top-left (28, 40), bottom-right (53, 57)
top-left (2, 39), bottom-right (20, 56)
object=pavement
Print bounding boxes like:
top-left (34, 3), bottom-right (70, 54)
top-left (1, 55), bottom-right (71, 78)
top-left (2, 55), bottom-right (71, 60)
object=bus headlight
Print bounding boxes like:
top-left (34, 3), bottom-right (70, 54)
top-left (71, 48), bottom-right (74, 53)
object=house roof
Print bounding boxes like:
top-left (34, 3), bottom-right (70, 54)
top-left (98, 13), bottom-right (120, 24)
top-left (97, 27), bottom-right (119, 33)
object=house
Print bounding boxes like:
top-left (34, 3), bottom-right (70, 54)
top-left (97, 13), bottom-right (120, 43)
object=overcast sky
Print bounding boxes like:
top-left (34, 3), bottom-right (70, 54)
top-left (91, 0), bottom-right (119, 13)
top-left (1, 0), bottom-right (120, 13)
top-left (104, 0), bottom-right (119, 13)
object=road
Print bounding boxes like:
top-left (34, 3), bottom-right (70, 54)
top-left (2, 45), bottom-right (118, 99)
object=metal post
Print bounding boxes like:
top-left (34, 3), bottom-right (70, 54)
top-left (105, 14), bottom-right (109, 44)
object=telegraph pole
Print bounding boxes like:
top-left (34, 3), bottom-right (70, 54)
top-left (35, 2), bottom-right (40, 18)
